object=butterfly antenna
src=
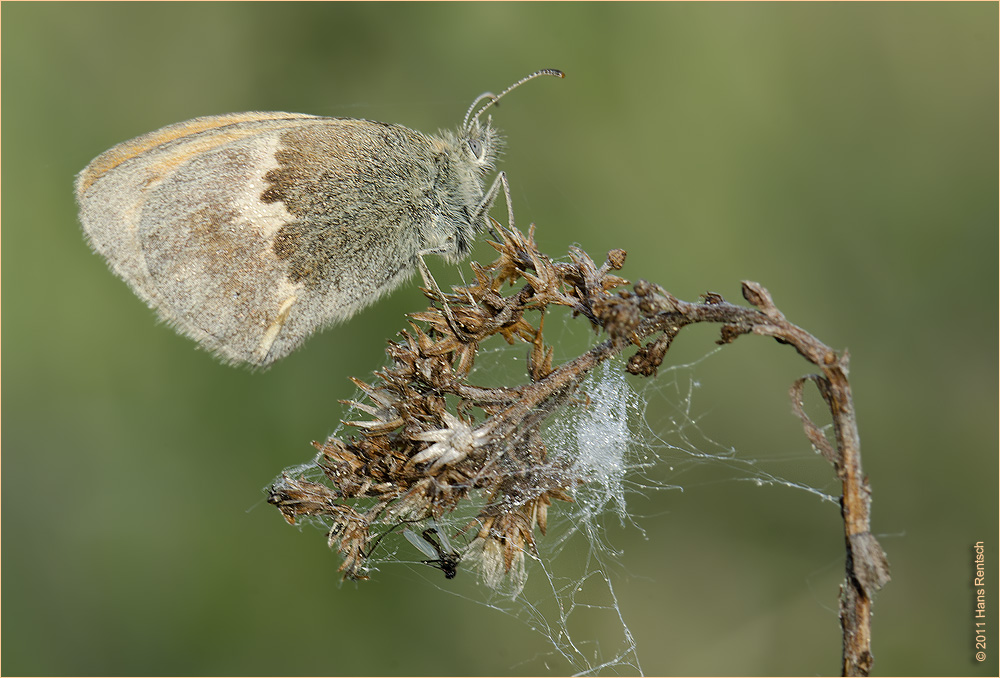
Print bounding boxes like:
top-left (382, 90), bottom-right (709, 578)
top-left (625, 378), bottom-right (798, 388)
top-left (463, 68), bottom-right (564, 130)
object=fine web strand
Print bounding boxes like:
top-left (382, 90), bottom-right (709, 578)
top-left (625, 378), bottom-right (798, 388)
top-left (274, 334), bottom-right (838, 675)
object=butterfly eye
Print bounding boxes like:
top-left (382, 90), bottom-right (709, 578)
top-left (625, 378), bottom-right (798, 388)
top-left (467, 138), bottom-right (483, 159)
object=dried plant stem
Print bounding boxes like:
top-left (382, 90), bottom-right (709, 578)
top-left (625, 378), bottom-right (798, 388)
top-left (268, 225), bottom-right (889, 675)
top-left (594, 278), bottom-right (890, 677)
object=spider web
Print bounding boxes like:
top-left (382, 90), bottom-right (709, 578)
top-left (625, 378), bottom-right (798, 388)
top-left (275, 334), bottom-right (839, 675)
top-left (431, 347), bottom-right (837, 675)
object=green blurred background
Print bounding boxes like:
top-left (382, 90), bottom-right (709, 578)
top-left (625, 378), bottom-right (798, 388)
top-left (3, 2), bottom-right (997, 675)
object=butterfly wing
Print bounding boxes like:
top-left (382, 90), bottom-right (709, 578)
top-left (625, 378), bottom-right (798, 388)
top-left (77, 113), bottom-right (440, 366)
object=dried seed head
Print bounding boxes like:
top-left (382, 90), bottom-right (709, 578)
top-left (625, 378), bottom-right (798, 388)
top-left (267, 224), bottom-right (634, 585)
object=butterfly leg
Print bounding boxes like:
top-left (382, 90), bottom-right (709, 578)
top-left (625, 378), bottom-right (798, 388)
top-left (417, 171), bottom-right (516, 343)
top-left (416, 253), bottom-right (472, 343)
top-left (252, 294), bottom-right (298, 366)
top-left (476, 170), bottom-right (516, 238)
